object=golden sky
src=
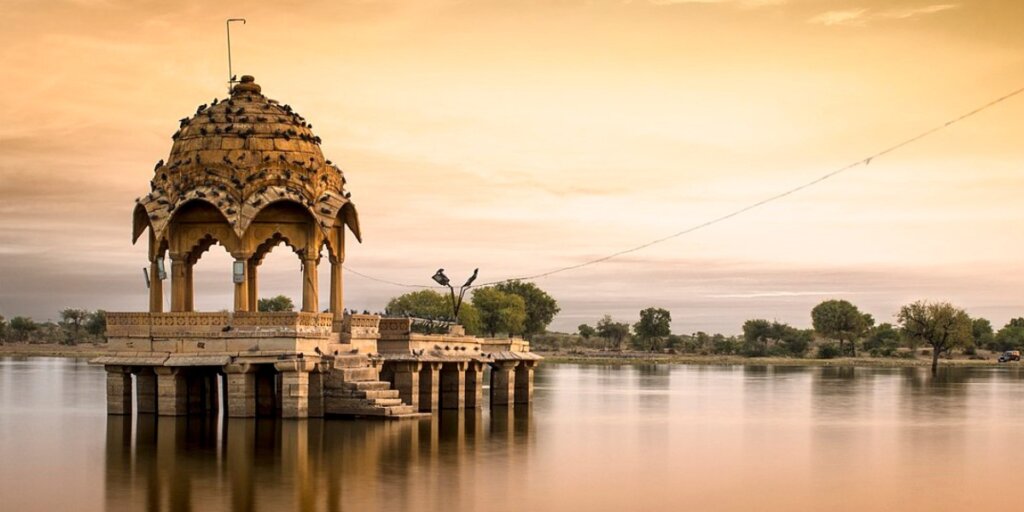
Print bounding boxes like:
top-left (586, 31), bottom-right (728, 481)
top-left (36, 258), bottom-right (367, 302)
top-left (1, 0), bottom-right (1023, 333)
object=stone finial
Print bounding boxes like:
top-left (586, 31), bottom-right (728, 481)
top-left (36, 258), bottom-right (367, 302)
top-left (232, 75), bottom-right (261, 95)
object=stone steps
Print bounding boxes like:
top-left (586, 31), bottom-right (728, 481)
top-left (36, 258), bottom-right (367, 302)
top-left (322, 359), bottom-right (417, 419)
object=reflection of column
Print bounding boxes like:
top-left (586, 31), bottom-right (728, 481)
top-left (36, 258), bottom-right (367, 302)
top-left (149, 259), bottom-right (163, 313)
top-left (489, 361), bottom-right (519, 406)
top-left (301, 255), bottom-right (318, 313)
top-left (184, 261), bottom-right (194, 312)
top-left (441, 362), bottom-right (468, 409)
top-left (104, 414), bottom-right (134, 511)
top-left (155, 367), bottom-right (187, 416)
top-left (225, 363), bottom-right (256, 418)
top-left (170, 253), bottom-right (187, 312)
top-left (329, 259), bottom-right (343, 322)
top-left (465, 361), bottom-right (485, 408)
top-left (418, 362), bottom-right (441, 413)
top-left (388, 361), bottom-right (422, 410)
top-left (105, 365), bottom-right (132, 415)
top-left (137, 367), bottom-right (158, 414)
top-left (231, 253), bottom-right (250, 312)
top-left (247, 259), bottom-right (258, 312)
top-left (515, 361), bottom-right (536, 404)
top-left (276, 360), bottom-right (313, 418)
top-left (226, 418), bottom-right (255, 511)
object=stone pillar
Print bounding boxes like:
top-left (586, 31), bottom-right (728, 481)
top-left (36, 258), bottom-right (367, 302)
top-left (387, 361), bottom-right (421, 410)
top-left (276, 360), bottom-right (314, 419)
top-left (256, 368), bottom-right (278, 417)
top-left (515, 361), bottom-right (536, 404)
top-left (329, 259), bottom-right (343, 322)
top-left (440, 362), bottom-right (468, 410)
top-left (169, 254), bottom-right (187, 312)
top-left (465, 361), bottom-right (485, 408)
top-left (489, 361), bottom-right (519, 407)
top-left (301, 255), bottom-right (318, 313)
top-left (154, 367), bottom-right (187, 416)
top-left (247, 260), bottom-right (258, 312)
top-left (184, 261), bottom-right (195, 312)
top-left (149, 259), bottom-right (163, 313)
top-left (136, 367), bottom-right (158, 414)
top-left (232, 253), bottom-right (250, 312)
top-left (105, 365), bottom-right (132, 415)
top-left (224, 363), bottom-right (256, 418)
top-left (418, 362), bottom-right (441, 413)
top-left (308, 366), bottom-right (325, 418)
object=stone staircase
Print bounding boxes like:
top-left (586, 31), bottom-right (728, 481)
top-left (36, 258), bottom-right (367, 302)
top-left (323, 354), bottom-right (420, 418)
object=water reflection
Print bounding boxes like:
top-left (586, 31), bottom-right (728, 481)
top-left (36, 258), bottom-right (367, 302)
top-left (103, 407), bottom-right (532, 511)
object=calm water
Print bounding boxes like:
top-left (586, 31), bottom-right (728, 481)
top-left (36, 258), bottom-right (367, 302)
top-left (4, 358), bottom-right (1024, 511)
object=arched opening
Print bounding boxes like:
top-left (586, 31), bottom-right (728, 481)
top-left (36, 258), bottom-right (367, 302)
top-left (189, 240), bottom-right (235, 312)
top-left (166, 200), bottom-right (239, 312)
top-left (253, 238), bottom-right (303, 312)
top-left (246, 200), bottom-right (321, 313)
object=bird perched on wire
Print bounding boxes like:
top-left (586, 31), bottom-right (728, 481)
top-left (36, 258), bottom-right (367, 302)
top-left (464, 268), bottom-right (479, 288)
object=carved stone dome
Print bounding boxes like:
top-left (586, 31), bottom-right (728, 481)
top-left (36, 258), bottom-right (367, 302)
top-left (132, 75), bottom-right (360, 244)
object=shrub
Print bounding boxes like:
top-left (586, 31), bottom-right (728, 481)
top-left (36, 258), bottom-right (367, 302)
top-left (817, 343), bottom-right (841, 359)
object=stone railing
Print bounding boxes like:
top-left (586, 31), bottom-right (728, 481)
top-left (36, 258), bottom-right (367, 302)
top-left (342, 314), bottom-right (381, 340)
top-left (379, 317), bottom-right (412, 336)
top-left (105, 311), bottom-right (334, 338)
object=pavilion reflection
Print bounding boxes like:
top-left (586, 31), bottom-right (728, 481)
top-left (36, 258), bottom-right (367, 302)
top-left (104, 407), bottom-right (533, 511)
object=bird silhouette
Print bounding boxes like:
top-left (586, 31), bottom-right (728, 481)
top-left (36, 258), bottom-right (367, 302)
top-left (314, 346), bottom-right (323, 355)
top-left (221, 325), bottom-right (233, 332)
top-left (464, 268), bottom-right (479, 287)
top-left (154, 160), bottom-right (164, 171)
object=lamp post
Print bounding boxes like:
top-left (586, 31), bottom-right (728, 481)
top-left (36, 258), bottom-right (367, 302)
top-left (431, 268), bottom-right (479, 322)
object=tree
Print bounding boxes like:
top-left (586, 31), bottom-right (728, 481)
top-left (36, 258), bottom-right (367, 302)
top-left (742, 319), bottom-right (810, 357)
top-left (386, 289), bottom-right (481, 334)
top-left (993, 323), bottom-right (1024, 352)
top-left (85, 310), bottom-right (107, 339)
top-left (0, 314), bottom-right (6, 342)
top-left (471, 288), bottom-right (526, 337)
top-left (494, 281), bottom-right (560, 339)
top-left (578, 324), bottom-right (596, 340)
top-left (59, 308), bottom-right (89, 345)
top-left (971, 317), bottom-right (995, 350)
top-left (633, 308), bottom-right (672, 351)
top-left (863, 322), bottom-right (902, 357)
top-left (1007, 317), bottom-right (1024, 329)
top-left (258, 295), bottom-right (295, 312)
top-left (742, 319), bottom-right (774, 356)
top-left (898, 300), bottom-right (972, 375)
top-left (596, 315), bottom-right (631, 349)
top-left (811, 300), bottom-right (871, 357)
top-left (9, 316), bottom-right (37, 342)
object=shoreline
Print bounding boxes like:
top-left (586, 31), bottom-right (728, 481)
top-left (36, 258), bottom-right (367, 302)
top-left (0, 343), bottom-right (108, 359)
top-left (535, 351), bottom-right (1009, 369)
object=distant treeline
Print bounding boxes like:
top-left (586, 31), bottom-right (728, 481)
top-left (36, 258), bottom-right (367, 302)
top-left (0, 310), bottom-right (107, 345)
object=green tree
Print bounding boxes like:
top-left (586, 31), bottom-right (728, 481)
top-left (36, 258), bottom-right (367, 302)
top-left (633, 307), bottom-right (672, 351)
top-left (386, 289), bottom-right (481, 334)
top-left (85, 310), bottom-right (107, 339)
top-left (898, 300), bottom-right (973, 375)
top-left (741, 319), bottom-right (774, 356)
top-left (577, 324), bottom-right (596, 340)
top-left (0, 314), bottom-right (6, 342)
top-left (993, 324), bottom-right (1024, 352)
top-left (596, 315), bottom-right (631, 349)
top-left (258, 295), bottom-right (295, 312)
top-left (59, 308), bottom-right (89, 345)
top-left (863, 322), bottom-right (902, 357)
top-left (471, 288), bottom-right (526, 337)
top-left (1007, 317), bottom-right (1024, 329)
top-left (811, 300), bottom-right (872, 357)
top-left (494, 281), bottom-right (560, 339)
top-left (9, 316), bottom-right (37, 342)
top-left (971, 317), bottom-right (995, 350)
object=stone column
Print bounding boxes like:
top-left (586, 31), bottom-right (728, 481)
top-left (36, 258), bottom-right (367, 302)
top-left (418, 362), bottom-right (442, 413)
top-left (247, 260), bottom-right (258, 312)
top-left (276, 360), bottom-right (315, 419)
top-left (224, 363), bottom-right (256, 418)
top-left (308, 366), bottom-right (325, 418)
top-left (515, 361), bottom-right (536, 404)
top-left (231, 253), bottom-right (250, 312)
top-left (301, 255), bottom-right (318, 313)
top-left (329, 259), bottom-right (343, 322)
top-left (184, 261), bottom-right (195, 312)
top-left (440, 362), bottom-right (468, 410)
top-left (149, 259), bottom-right (163, 313)
top-left (169, 253), bottom-right (187, 312)
top-left (105, 365), bottom-right (132, 415)
top-left (489, 361), bottom-right (519, 407)
top-left (387, 361), bottom-right (421, 410)
top-left (136, 367), bottom-right (158, 414)
top-left (155, 367), bottom-right (187, 416)
top-left (465, 361), bottom-right (485, 408)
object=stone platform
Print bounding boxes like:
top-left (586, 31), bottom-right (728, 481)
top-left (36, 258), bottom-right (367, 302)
top-left (94, 312), bottom-right (540, 419)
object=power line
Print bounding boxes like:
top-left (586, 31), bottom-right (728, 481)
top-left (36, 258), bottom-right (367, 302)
top-left (345, 84), bottom-right (1024, 290)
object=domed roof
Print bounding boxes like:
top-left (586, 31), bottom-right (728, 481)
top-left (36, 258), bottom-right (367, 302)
top-left (132, 75), bottom-right (360, 244)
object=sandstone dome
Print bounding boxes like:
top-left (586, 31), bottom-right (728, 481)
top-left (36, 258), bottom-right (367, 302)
top-left (132, 75), bottom-right (360, 245)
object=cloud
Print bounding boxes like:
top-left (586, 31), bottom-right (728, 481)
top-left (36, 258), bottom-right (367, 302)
top-left (809, 4), bottom-right (958, 27)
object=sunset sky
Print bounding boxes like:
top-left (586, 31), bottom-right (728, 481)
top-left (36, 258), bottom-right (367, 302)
top-left (2, 0), bottom-right (1023, 333)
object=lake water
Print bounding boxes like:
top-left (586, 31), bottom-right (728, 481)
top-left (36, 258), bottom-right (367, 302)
top-left (3, 357), bottom-right (1024, 511)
